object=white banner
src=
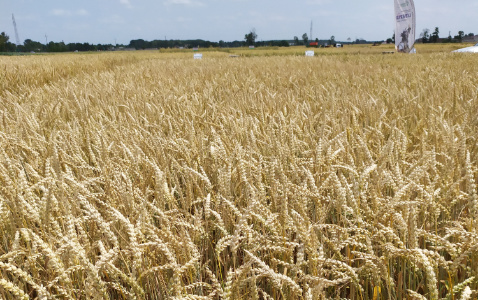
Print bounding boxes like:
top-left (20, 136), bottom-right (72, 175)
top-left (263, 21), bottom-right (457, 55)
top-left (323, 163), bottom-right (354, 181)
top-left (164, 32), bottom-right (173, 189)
top-left (394, 0), bottom-right (416, 53)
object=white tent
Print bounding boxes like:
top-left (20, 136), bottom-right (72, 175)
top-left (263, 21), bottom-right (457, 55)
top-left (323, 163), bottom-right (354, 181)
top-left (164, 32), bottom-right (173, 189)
top-left (452, 43), bottom-right (478, 53)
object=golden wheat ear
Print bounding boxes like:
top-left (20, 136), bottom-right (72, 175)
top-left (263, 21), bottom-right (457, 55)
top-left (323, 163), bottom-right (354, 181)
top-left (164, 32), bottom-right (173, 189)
top-left (1, 47), bottom-right (477, 299)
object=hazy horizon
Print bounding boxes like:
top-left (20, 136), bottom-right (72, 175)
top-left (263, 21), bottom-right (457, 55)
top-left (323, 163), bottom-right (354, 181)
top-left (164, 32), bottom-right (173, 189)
top-left (1, 0), bottom-right (477, 45)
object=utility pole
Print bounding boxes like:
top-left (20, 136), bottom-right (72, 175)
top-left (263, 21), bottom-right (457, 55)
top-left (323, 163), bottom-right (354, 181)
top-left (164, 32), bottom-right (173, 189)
top-left (12, 14), bottom-right (21, 46)
top-left (310, 20), bottom-right (313, 42)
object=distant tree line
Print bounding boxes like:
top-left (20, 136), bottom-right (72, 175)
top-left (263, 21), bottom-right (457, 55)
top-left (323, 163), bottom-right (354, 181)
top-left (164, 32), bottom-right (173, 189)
top-left (2, 29), bottom-right (392, 54)
top-left (0, 34), bottom-right (292, 54)
top-left (129, 39), bottom-right (220, 49)
top-left (0, 32), bottom-right (115, 53)
top-left (0, 31), bottom-right (255, 53)
top-left (419, 28), bottom-right (474, 43)
top-left (383, 28), bottom-right (474, 45)
top-left (129, 36), bottom-right (292, 49)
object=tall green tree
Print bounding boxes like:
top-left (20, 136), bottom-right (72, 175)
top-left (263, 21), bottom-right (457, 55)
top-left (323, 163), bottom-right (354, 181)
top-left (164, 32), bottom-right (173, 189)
top-left (0, 32), bottom-right (10, 52)
top-left (278, 40), bottom-right (289, 47)
top-left (431, 27), bottom-right (439, 43)
top-left (24, 39), bottom-right (44, 52)
top-left (293, 36), bottom-right (299, 45)
top-left (420, 28), bottom-right (430, 43)
top-left (129, 39), bottom-right (148, 50)
top-left (302, 33), bottom-right (308, 46)
top-left (329, 35), bottom-right (336, 45)
top-left (244, 29), bottom-right (257, 46)
top-left (47, 41), bottom-right (68, 52)
top-left (454, 31), bottom-right (464, 42)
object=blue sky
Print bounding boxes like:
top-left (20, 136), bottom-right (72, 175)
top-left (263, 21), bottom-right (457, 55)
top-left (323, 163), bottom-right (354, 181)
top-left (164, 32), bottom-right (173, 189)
top-left (1, 0), bottom-right (477, 45)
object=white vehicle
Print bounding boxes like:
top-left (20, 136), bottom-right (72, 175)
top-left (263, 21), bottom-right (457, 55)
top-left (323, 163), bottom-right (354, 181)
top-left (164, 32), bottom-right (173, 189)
top-left (336, 43), bottom-right (342, 48)
top-left (452, 43), bottom-right (478, 53)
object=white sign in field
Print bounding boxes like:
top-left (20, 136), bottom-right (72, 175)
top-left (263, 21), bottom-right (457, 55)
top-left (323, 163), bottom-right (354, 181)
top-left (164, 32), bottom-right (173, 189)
top-left (194, 53), bottom-right (203, 59)
top-left (305, 51), bottom-right (315, 57)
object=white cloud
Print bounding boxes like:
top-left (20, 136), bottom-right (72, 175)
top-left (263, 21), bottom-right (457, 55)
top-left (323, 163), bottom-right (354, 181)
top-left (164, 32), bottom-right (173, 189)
top-left (164, 0), bottom-right (205, 6)
top-left (77, 9), bottom-right (89, 16)
top-left (120, 0), bottom-right (133, 8)
top-left (51, 9), bottom-right (71, 17)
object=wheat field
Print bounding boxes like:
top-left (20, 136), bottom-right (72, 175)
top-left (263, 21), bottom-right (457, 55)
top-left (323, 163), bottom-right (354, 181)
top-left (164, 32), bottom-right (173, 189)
top-left (0, 45), bottom-right (477, 299)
